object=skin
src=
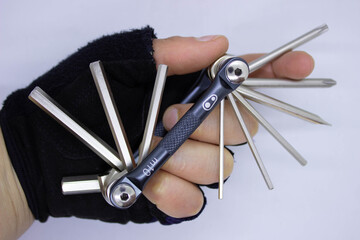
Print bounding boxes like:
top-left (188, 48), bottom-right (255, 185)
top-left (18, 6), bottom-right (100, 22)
top-left (0, 34), bottom-right (314, 240)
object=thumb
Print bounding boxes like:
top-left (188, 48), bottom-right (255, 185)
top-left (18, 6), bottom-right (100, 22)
top-left (153, 35), bottom-right (229, 76)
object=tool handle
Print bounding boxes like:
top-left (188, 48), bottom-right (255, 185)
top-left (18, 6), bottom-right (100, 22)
top-left (153, 69), bottom-right (211, 138)
top-left (126, 78), bottom-right (230, 190)
top-left (109, 57), bottom-right (248, 209)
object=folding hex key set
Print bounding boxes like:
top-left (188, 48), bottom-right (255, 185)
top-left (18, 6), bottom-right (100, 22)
top-left (29, 24), bottom-right (336, 208)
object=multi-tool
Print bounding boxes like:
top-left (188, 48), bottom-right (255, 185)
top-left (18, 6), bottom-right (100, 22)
top-left (29, 24), bottom-right (336, 209)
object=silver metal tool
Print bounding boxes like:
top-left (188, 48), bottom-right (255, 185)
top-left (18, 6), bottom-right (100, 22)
top-left (211, 24), bottom-right (331, 196)
top-left (28, 87), bottom-right (124, 171)
top-left (59, 64), bottom-right (168, 198)
top-left (90, 61), bottom-right (135, 170)
top-left (228, 93), bottom-right (274, 189)
top-left (232, 91), bottom-right (307, 166)
top-left (61, 175), bottom-right (100, 195)
top-left (236, 86), bottom-right (330, 125)
top-left (243, 78), bottom-right (336, 88)
top-left (248, 24), bottom-right (328, 73)
top-left (138, 64), bottom-right (168, 163)
top-left (219, 99), bottom-right (225, 199)
top-left (55, 63), bottom-right (169, 198)
top-left (29, 24), bottom-right (336, 208)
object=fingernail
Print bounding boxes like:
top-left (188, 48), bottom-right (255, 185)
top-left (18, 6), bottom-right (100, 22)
top-left (203, 177), bottom-right (230, 189)
top-left (224, 146), bottom-right (235, 157)
top-left (163, 107), bottom-right (178, 129)
top-left (196, 35), bottom-right (220, 42)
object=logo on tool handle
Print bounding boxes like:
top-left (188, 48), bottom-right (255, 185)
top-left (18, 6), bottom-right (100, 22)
top-left (202, 94), bottom-right (218, 111)
top-left (143, 158), bottom-right (159, 176)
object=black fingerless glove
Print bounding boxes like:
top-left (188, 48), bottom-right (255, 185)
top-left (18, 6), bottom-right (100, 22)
top-left (0, 27), bottom-right (205, 225)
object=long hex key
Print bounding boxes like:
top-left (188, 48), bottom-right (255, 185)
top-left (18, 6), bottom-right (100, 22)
top-left (228, 94), bottom-right (274, 189)
top-left (28, 87), bottom-right (124, 171)
top-left (232, 91), bottom-right (307, 166)
top-left (61, 61), bottom-right (137, 196)
top-left (61, 62), bottom-right (168, 195)
top-left (90, 61), bottom-right (135, 170)
top-left (138, 64), bottom-right (168, 163)
top-left (219, 99), bottom-right (225, 199)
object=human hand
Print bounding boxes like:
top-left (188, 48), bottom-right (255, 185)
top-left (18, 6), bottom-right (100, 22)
top-left (0, 28), bottom-right (315, 234)
top-left (144, 35), bottom-right (314, 218)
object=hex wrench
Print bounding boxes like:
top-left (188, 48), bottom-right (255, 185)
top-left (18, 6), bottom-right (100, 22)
top-left (90, 61), bottom-right (135, 170)
top-left (60, 63), bottom-right (169, 196)
top-left (219, 99), bottom-right (225, 199)
top-left (138, 65), bottom-right (168, 163)
top-left (228, 93), bottom-right (274, 189)
top-left (29, 87), bottom-right (124, 171)
top-left (232, 91), bottom-right (307, 166)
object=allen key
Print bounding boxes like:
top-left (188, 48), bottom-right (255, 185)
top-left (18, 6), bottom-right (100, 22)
top-left (232, 91), bottom-right (307, 166)
top-left (29, 24), bottom-right (336, 208)
top-left (138, 64), bottom-right (168, 163)
top-left (219, 99), bottom-right (225, 199)
top-left (228, 94), bottom-right (274, 189)
top-left (28, 87), bottom-right (124, 171)
top-left (61, 175), bottom-right (100, 195)
top-left (90, 61), bottom-right (135, 171)
top-left (59, 63), bottom-right (169, 196)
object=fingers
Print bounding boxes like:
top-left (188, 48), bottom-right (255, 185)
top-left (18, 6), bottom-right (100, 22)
top-left (143, 137), bottom-right (234, 218)
top-left (153, 35), bottom-right (229, 76)
top-left (143, 170), bottom-right (204, 218)
top-left (242, 51), bottom-right (315, 79)
top-left (149, 35), bottom-right (315, 219)
top-left (163, 100), bottom-right (258, 145)
top-left (153, 36), bottom-right (314, 78)
top-left (154, 137), bottom-right (234, 184)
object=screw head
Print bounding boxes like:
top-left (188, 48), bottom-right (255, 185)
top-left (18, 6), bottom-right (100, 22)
top-left (225, 60), bottom-right (249, 84)
top-left (111, 183), bottom-right (136, 208)
top-left (234, 68), bottom-right (242, 76)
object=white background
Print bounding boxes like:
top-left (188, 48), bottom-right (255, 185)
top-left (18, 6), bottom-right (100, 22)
top-left (1, 0), bottom-right (359, 239)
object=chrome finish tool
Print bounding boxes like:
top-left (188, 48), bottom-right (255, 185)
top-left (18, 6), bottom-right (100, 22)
top-left (29, 24), bottom-right (335, 208)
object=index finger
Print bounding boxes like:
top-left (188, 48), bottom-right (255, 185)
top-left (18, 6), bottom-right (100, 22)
top-left (153, 35), bottom-right (229, 76)
top-left (242, 51), bottom-right (315, 80)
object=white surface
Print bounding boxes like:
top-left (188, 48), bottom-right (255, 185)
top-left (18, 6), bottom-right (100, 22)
top-left (1, 0), bottom-right (359, 239)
